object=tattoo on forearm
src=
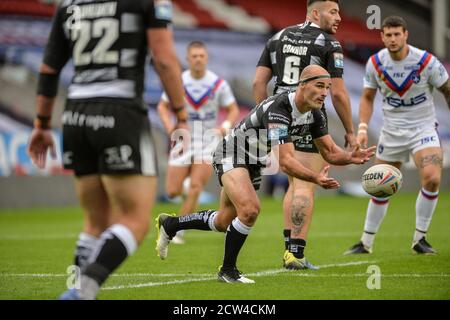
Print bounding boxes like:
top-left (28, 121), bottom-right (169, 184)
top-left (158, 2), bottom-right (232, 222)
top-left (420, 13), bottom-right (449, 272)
top-left (291, 195), bottom-right (309, 237)
top-left (419, 154), bottom-right (443, 168)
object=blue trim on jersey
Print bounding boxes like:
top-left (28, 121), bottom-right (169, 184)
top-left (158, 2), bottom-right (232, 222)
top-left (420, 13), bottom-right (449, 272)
top-left (184, 78), bottom-right (222, 109)
top-left (374, 51), bottom-right (430, 93)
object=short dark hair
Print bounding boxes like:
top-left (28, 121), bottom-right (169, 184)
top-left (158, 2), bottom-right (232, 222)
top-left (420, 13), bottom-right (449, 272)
top-left (307, 0), bottom-right (339, 8)
top-left (187, 41), bottom-right (206, 51)
top-left (382, 16), bottom-right (408, 32)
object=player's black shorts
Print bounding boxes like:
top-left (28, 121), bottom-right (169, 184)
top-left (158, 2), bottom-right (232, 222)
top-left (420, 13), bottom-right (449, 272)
top-left (212, 138), bottom-right (262, 190)
top-left (62, 99), bottom-right (158, 177)
top-left (294, 106), bottom-right (328, 153)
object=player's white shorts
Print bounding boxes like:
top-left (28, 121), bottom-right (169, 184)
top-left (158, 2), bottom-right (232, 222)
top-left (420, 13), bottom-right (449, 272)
top-left (376, 125), bottom-right (441, 163)
top-left (168, 141), bottom-right (216, 167)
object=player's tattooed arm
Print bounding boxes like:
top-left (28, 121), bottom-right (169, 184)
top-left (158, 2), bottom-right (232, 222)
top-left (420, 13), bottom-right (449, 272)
top-left (438, 80), bottom-right (450, 109)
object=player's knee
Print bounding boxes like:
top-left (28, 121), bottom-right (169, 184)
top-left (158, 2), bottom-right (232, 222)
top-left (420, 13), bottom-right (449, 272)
top-left (166, 185), bottom-right (182, 198)
top-left (292, 191), bottom-right (313, 208)
top-left (187, 181), bottom-right (203, 195)
top-left (423, 172), bottom-right (441, 192)
top-left (239, 202), bottom-right (260, 225)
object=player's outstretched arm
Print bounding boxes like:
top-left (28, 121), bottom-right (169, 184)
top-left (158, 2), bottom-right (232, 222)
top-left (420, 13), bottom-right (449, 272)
top-left (314, 135), bottom-right (376, 165)
top-left (357, 88), bottom-right (377, 148)
top-left (219, 102), bottom-right (239, 135)
top-left (438, 79), bottom-right (450, 109)
top-left (274, 143), bottom-right (340, 189)
top-left (157, 100), bottom-right (175, 135)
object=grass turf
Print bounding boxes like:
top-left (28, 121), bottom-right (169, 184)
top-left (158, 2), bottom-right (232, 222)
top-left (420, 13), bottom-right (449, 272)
top-left (0, 192), bottom-right (449, 300)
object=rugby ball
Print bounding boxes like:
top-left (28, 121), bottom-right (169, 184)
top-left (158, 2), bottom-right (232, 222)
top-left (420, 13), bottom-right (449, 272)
top-left (361, 164), bottom-right (403, 198)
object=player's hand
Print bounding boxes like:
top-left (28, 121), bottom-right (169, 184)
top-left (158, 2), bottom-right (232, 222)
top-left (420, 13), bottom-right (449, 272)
top-left (27, 128), bottom-right (56, 169)
top-left (357, 131), bottom-right (368, 149)
top-left (344, 133), bottom-right (359, 149)
top-left (350, 145), bottom-right (376, 164)
top-left (315, 165), bottom-right (340, 189)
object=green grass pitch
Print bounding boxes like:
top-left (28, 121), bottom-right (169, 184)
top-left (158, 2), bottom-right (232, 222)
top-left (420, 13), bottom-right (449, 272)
top-left (0, 192), bottom-right (449, 300)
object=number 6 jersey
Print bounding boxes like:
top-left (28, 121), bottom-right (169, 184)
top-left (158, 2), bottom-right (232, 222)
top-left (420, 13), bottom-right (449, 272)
top-left (43, 0), bottom-right (171, 108)
top-left (257, 21), bottom-right (344, 94)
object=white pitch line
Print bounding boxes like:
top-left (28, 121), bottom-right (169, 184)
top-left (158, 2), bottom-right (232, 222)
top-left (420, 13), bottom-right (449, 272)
top-left (0, 261), bottom-right (376, 279)
top-left (102, 260), bottom-right (378, 290)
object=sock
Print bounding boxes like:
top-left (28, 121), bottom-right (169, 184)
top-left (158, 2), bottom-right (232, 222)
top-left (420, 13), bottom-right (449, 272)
top-left (414, 188), bottom-right (439, 242)
top-left (283, 229), bottom-right (291, 251)
top-left (222, 218), bottom-right (252, 271)
top-left (79, 224), bottom-right (137, 299)
top-left (289, 238), bottom-right (306, 259)
top-left (74, 232), bottom-right (100, 271)
top-left (361, 197), bottom-right (390, 248)
top-left (164, 210), bottom-right (219, 237)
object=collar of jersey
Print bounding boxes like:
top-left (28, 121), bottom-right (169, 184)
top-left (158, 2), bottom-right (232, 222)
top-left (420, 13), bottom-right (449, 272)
top-left (184, 77), bottom-right (223, 110)
top-left (371, 50), bottom-right (432, 97)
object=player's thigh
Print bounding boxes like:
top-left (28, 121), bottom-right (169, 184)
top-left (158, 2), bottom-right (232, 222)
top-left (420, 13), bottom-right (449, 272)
top-left (101, 175), bottom-right (157, 217)
top-left (221, 168), bottom-right (260, 225)
top-left (292, 151), bottom-right (326, 192)
top-left (413, 147), bottom-right (443, 184)
top-left (189, 163), bottom-right (213, 189)
top-left (74, 174), bottom-right (111, 235)
top-left (165, 165), bottom-right (190, 196)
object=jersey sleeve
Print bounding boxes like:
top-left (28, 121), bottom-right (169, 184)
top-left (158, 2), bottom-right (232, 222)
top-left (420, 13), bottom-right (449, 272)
top-left (265, 102), bottom-right (293, 145)
top-left (217, 80), bottom-right (236, 108)
top-left (256, 39), bottom-right (272, 68)
top-left (143, 0), bottom-right (172, 29)
top-left (325, 39), bottom-right (344, 78)
top-left (42, 5), bottom-right (71, 72)
top-left (363, 58), bottom-right (378, 89)
top-left (427, 55), bottom-right (449, 88)
top-left (310, 109), bottom-right (328, 139)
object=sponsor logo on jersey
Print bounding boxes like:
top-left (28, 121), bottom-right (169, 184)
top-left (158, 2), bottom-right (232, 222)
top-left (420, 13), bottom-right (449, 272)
top-left (268, 123), bottom-right (289, 140)
top-left (378, 144), bottom-right (384, 154)
top-left (334, 53), bottom-right (344, 69)
top-left (385, 92), bottom-right (427, 108)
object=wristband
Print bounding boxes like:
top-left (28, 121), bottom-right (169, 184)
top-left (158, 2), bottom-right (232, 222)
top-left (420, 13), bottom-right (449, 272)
top-left (358, 123), bottom-right (368, 129)
top-left (34, 115), bottom-right (51, 130)
top-left (221, 120), bottom-right (232, 130)
top-left (358, 129), bottom-right (367, 134)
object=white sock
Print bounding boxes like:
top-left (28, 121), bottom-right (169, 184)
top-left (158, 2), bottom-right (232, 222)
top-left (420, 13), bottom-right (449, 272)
top-left (75, 232), bottom-right (100, 270)
top-left (414, 188), bottom-right (439, 242)
top-left (361, 197), bottom-right (390, 248)
top-left (208, 211), bottom-right (220, 232)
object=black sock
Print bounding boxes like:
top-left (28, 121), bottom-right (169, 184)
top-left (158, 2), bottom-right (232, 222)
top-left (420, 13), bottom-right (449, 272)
top-left (222, 221), bottom-right (250, 270)
top-left (164, 210), bottom-right (217, 237)
top-left (84, 234), bottom-right (129, 286)
top-left (289, 238), bottom-right (306, 259)
top-left (283, 229), bottom-right (291, 251)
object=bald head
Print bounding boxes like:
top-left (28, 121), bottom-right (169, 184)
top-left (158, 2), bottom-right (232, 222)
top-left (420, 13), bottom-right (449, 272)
top-left (299, 65), bottom-right (330, 85)
top-left (294, 65), bottom-right (331, 112)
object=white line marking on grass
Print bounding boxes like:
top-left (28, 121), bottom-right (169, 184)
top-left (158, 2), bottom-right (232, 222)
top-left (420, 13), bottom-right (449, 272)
top-left (102, 260), bottom-right (377, 290)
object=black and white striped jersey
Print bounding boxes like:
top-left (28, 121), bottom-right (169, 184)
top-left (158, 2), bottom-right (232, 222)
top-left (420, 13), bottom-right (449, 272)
top-left (215, 91), bottom-right (328, 166)
top-left (257, 21), bottom-right (344, 94)
top-left (43, 0), bottom-right (172, 107)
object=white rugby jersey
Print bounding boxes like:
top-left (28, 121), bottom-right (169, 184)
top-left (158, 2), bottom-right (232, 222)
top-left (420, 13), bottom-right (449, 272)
top-left (364, 45), bottom-right (448, 128)
top-left (161, 69), bottom-right (236, 142)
